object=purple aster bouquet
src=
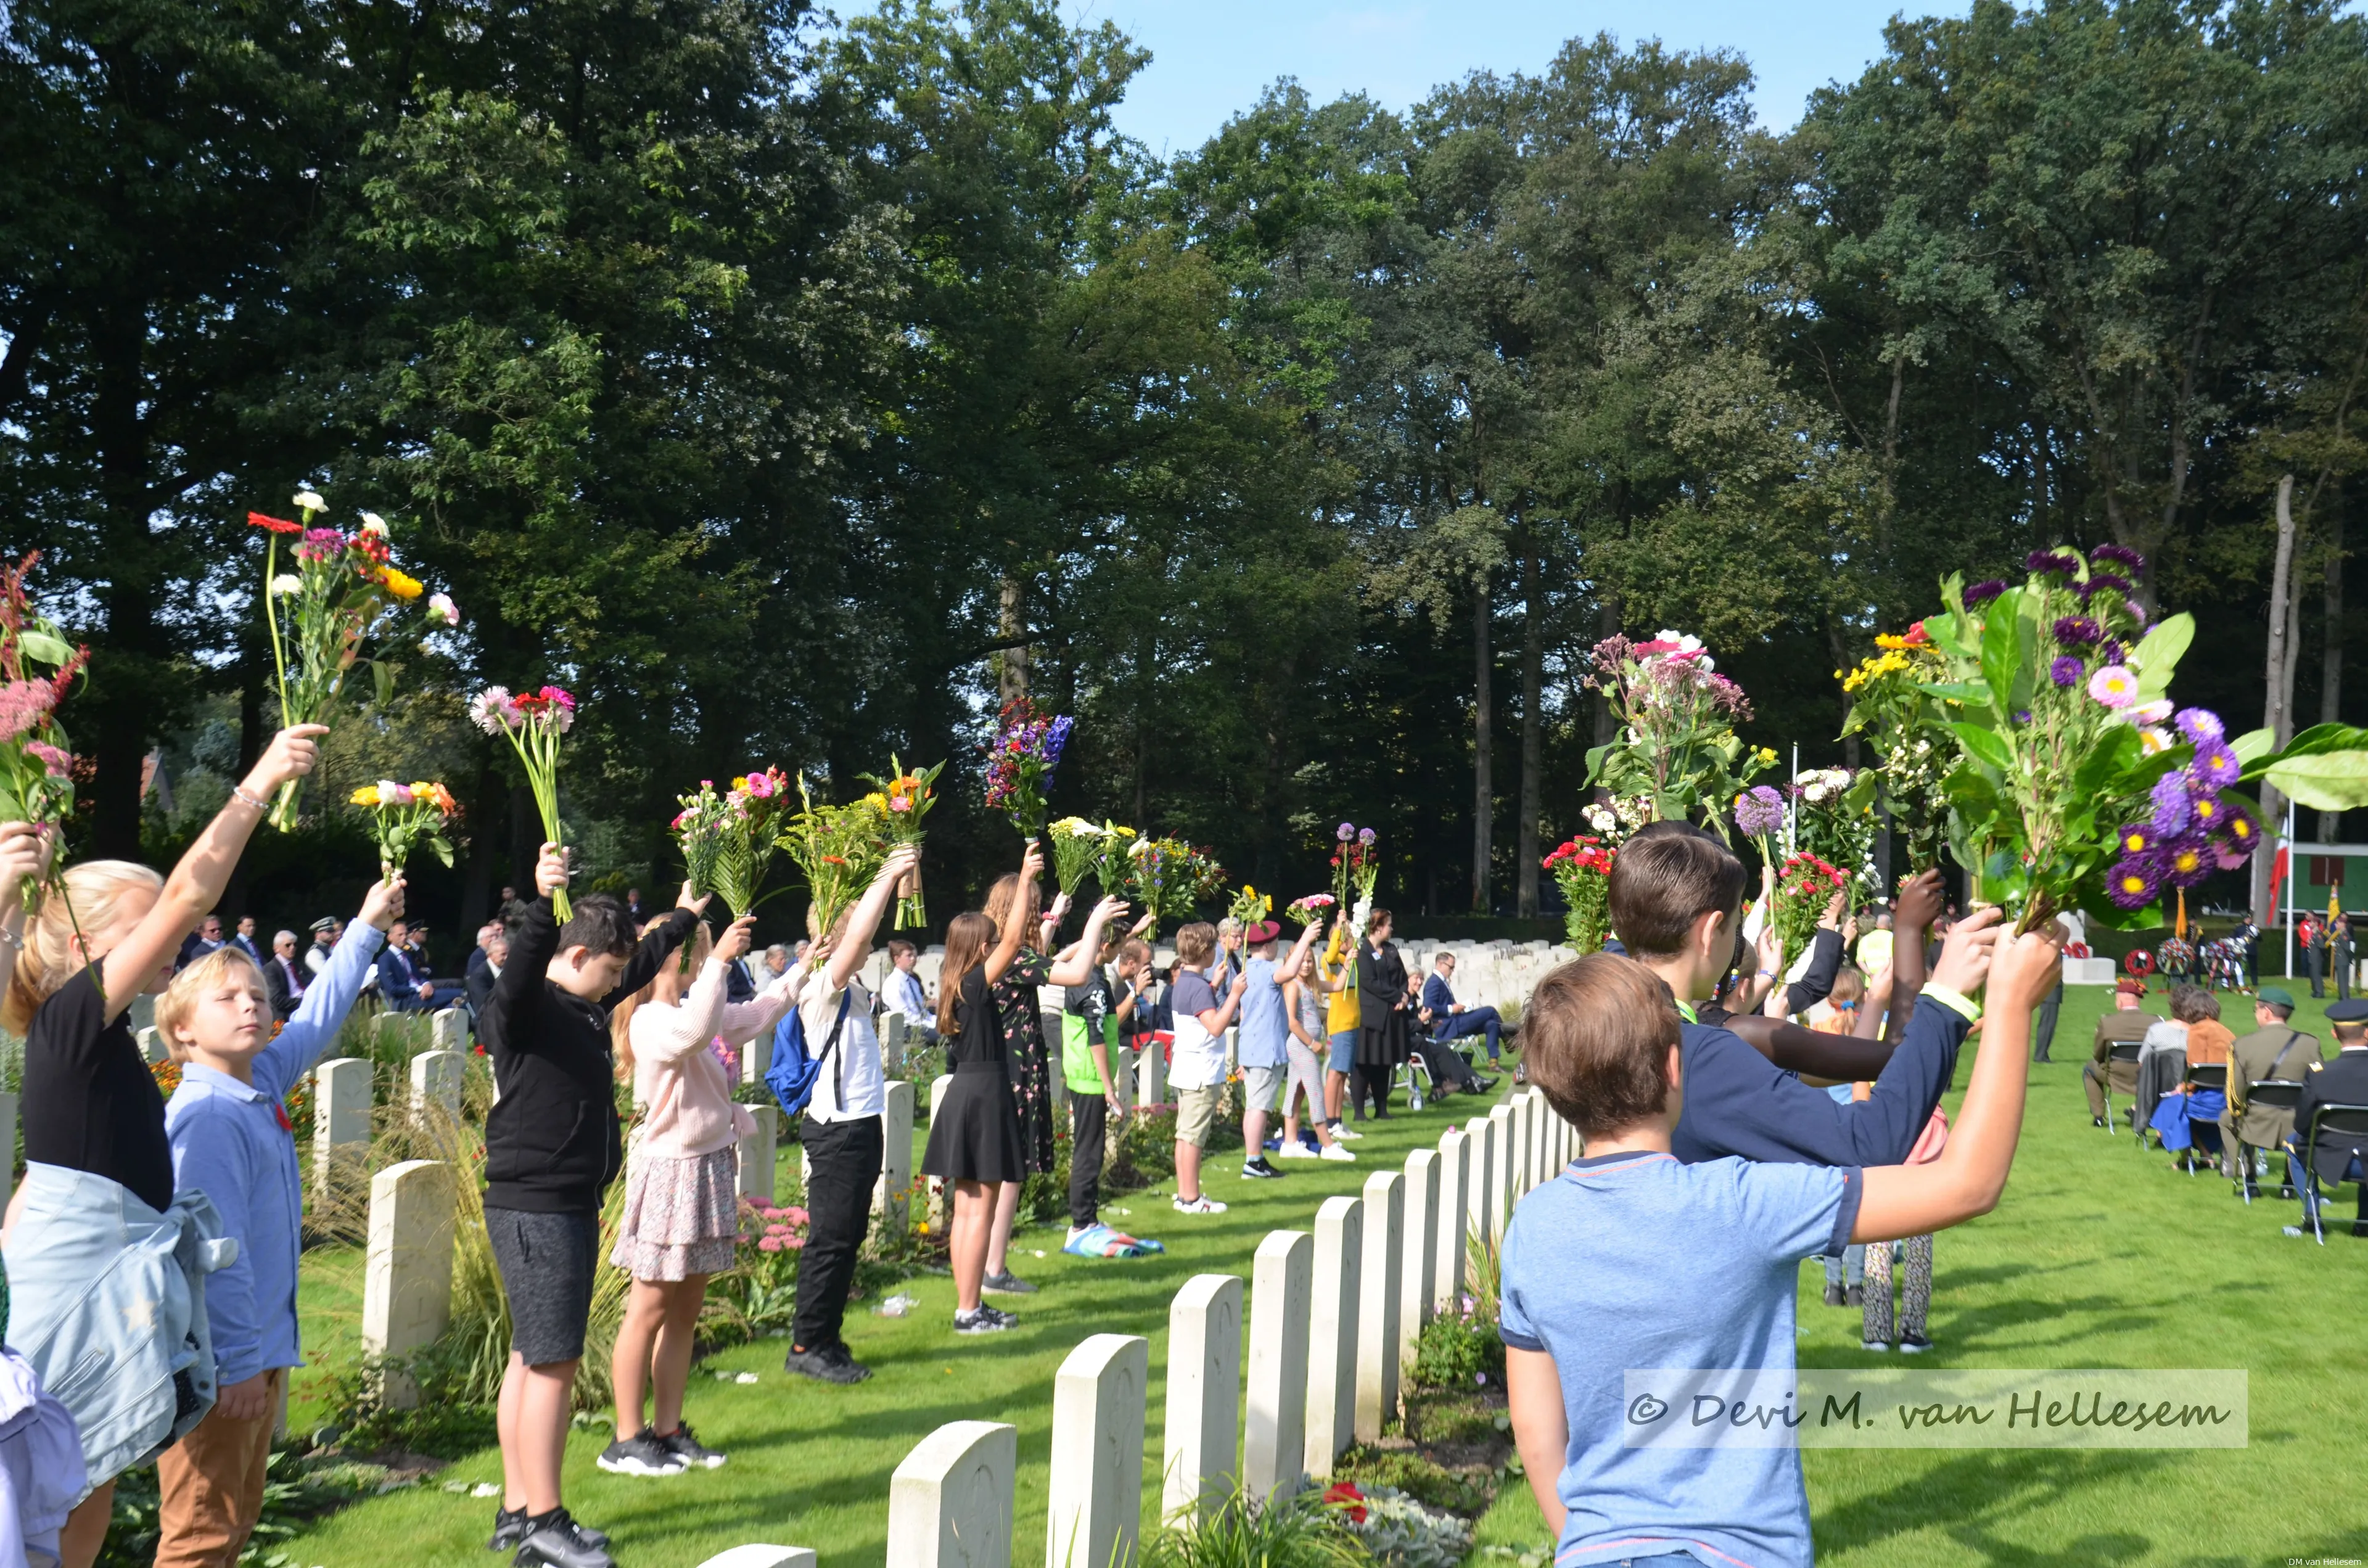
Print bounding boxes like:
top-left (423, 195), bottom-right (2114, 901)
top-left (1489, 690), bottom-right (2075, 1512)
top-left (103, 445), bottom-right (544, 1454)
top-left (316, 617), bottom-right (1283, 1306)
top-left (982, 696), bottom-right (1072, 840)
top-left (1733, 784), bottom-right (1787, 869)
top-left (1584, 630), bottom-right (1773, 840)
top-left (1918, 544), bottom-right (2259, 929)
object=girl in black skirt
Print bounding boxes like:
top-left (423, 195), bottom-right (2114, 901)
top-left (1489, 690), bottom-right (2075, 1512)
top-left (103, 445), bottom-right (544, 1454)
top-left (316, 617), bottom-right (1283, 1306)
top-left (923, 847), bottom-right (1038, 1334)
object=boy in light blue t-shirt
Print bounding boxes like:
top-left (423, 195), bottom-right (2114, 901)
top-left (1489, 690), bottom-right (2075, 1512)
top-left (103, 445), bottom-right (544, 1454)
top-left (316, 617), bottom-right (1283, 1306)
top-left (1502, 931), bottom-right (2057, 1568)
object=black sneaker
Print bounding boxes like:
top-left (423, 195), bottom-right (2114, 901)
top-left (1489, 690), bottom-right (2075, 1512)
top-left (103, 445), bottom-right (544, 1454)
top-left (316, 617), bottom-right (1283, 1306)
top-left (1897, 1333), bottom-right (1933, 1355)
top-left (784, 1343), bottom-right (873, 1384)
top-left (955, 1305), bottom-right (1014, 1334)
top-left (1822, 1281), bottom-right (1846, 1308)
top-left (982, 1269), bottom-right (1037, 1295)
top-left (493, 1509), bottom-right (606, 1552)
top-left (596, 1428), bottom-right (686, 1477)
top-left (513, 1509), bottom-right (616, 1568)
top-left (1240, 1157), bottom-right (1285, 1180)
top-left (659, 1424), bottom-right (728, 1469)
top-left (1845, 1284), bottom-right (1864, 1308)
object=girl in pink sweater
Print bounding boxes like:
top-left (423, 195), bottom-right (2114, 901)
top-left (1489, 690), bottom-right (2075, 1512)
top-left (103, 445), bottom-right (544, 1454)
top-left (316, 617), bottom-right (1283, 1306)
top-left (601, 913), bottom-right (801, 1477)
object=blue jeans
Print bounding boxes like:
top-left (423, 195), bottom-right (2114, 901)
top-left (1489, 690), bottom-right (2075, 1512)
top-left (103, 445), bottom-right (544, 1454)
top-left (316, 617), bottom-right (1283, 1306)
top-left (2288, 1147), bottom-right (2366, 1226)
top-left (1824, 1244), bottom-right (1866, 1288)
top-left (1436, 1006), bottom-right (1502, 1061)
top-left (1326, 1027), bottom-right (1358, 1077)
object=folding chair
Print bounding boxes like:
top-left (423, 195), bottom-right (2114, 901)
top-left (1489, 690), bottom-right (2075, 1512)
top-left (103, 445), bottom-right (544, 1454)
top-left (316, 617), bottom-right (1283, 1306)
top-left (2296, 1104), bottom-right (2368, 1246)
top-left (2104, 1039), bottom-right (2144, 1136)
top-left (2174, 1062), bottom-right (2226, 1174)
top-left (2233, 1080), bottom-right (2303, 1203)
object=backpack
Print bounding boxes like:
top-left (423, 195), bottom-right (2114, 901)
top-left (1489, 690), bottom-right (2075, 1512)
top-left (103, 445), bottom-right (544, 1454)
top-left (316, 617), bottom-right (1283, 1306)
top-left (765, 988), bottom-right (852, 1122)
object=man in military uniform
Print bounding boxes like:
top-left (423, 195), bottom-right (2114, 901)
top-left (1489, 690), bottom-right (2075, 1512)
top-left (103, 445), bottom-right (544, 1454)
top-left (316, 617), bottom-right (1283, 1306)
top-left (2084, 977), bottom-right (2159, 1127)
top-left (2223, 987), bottom-right (2321, 1194)
top-left (2285, 999), bottom-right (2368, 1238)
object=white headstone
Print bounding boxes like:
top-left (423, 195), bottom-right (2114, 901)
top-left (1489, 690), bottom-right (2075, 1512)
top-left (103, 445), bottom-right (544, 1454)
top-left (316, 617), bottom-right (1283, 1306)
top-left (313, 1056), bottom-right (372, 1197)
top-left (876, 1078), bottom-right (916, 1226)
top-left (1527, 1091), bottom-right (1550, 1189)
top-left (409, 1049), bottom-right (464, 1123)
top-left (738, 1105), bottom-right (778, 1204)
top-left (1303, 1195), bottom-right (1362, 1479)
top-left (361, 1158), bottom-right (455, 1408)
top-left (1354, 1170), bottom-right (1402, 1443)
top-left (1434, 1129), bottom-right (1468, 1315)
top-left (137, 1026), bottom-right (163, 1064)
top-left (1162, 1273), bottom-right (1243, 1518)
top-left (429, 1006), bottom-right (466, 1054)
top-left (1046, 1334), bottom-right (1148, 1568)
top-left (1043, 1010), bottom-right (1069, 1110)
top-left (1486, 1103), bottom-right (1516, 1240)
top-left (1465, 1117), bottom-right (1495, 1287)
top-left (1137, 1037), bottom-right (1165, 1107)
top-left (1244, 1231), bottom-right (1310, 1503)
top-left (697, 1550), bottom-right (817, 1568)
top-left (1398, 1149), bottom-right (1437, 1374)
top-left (887, 1420), bottom-right (1016, 1568)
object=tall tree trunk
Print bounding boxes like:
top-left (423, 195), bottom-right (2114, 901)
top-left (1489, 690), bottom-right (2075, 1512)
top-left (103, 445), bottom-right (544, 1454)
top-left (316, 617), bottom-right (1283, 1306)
top-left (2321, 511), bottom-right (2346, 843)
top-left (1515, 534), bottom-right (1544, 918)
top-left (997, 572), bottom-right (1029, 706)
top-left (1471, 577), bottom-right (1492, 914)
top-left (2255, 475), bottom-right (2300, 929)
top-left (87, 314), bottom-right (158, 859)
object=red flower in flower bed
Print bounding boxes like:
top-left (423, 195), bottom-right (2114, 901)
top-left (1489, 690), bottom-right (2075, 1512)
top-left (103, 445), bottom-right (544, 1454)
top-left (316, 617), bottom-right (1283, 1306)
top-left (1323, 1482), bottom-right (1367, 1524)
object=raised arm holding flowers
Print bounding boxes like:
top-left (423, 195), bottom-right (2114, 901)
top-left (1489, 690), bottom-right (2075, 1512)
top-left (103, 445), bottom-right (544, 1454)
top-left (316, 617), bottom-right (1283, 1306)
top-left (984, 697), bottom-right (1071, 841)
top-left (858, 756), bottom-right (942, 927)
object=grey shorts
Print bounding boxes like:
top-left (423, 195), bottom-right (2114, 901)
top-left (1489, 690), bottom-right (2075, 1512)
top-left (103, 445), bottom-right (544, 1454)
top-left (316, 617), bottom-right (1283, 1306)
top-left (487, 1205), bottom-right (600, 1367)
top-left (1241, 1063), bottom-right (1286, 1114)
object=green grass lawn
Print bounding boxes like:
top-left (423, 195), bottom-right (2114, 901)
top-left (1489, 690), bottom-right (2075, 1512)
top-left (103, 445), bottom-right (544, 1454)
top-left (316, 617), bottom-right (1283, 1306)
top-left (283, 983), bottom-right (2367, 1567)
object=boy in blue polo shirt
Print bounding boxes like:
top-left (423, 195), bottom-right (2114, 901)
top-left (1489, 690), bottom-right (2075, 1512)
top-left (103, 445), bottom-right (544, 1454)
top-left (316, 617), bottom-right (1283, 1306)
top-left (1501, 930), bottom-right (2057, 1567)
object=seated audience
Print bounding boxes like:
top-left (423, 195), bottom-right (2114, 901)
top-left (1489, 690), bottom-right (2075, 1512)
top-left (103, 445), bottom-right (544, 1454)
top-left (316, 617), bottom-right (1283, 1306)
top-left (2284, 1000), bottom-right (2368, 1238)
top-left (2082, 977), bottom-right (2156, 1127)
top-left (2147, 984), bottom-right (2232, 1169)
top-left (1421, 952), bottom-right (1505, 1066)
top-left (2222, 986), bottom-right (2322, 1194)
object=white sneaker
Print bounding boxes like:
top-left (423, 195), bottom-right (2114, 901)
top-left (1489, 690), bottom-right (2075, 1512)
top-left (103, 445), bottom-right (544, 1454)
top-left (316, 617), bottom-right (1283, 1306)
top-left (1330, 1123), bottom-right (1364, 1141)
top-left (1320, 1143), bottom-right (1357, 1162)
top-left (1173, 1194), bottom-right (1228, 1215)
top-left (1273, 1141), bottom-right (1318, 1159)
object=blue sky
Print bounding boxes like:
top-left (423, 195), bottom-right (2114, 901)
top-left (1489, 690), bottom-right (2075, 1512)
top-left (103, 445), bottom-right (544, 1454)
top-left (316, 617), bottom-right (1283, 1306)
top-left (832, 1), bottom-right (1971, 157)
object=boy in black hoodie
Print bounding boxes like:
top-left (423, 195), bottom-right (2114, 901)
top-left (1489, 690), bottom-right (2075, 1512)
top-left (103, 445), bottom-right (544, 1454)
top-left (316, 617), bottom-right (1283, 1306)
top-left (482, 844), bottom-right (702, 1568)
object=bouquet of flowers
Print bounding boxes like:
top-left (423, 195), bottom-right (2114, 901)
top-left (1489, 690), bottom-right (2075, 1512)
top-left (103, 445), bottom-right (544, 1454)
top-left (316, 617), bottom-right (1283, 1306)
top-left (1228, 884), bottom-right (1272, 929)
top-left (1541, 836), bottom-right (1615, 954)
top-left (0, 552), bottom-right (86, 913)
top-left (1125, 837), bottom-right (1184, 932)
top-left (350, 779), bottom-right (458, 881)
top-left (1732, 784), bottom-right (1786, 870)
top-left (1580, 794), bottom-right (1655, 845)
top-left (1584, 631), bottom-right (1772, 838)
top-left (1770, 852), bottom-right (1848, 963)
top-left (983, 696), bottom-right (1072, 840)
top-left (858, 757), bottom-right (942, 929)
top-left (251, 492), bottom-right (457, 830)
top-left (1048, 817), bottom-right (1111, 899)
top-left (778, 774), bottom-right (886, 938)
top-left (673, 769), bottom-right (788, 919)
top-left (1285, 892), bottom-right (1336, 928)
top-left (1793, 766), bottom-right (1877, 905)
top-left (1330, 823), bottom-right (1379, 907)
top-left (1840, 624), bottom-right (1953, 871)
top-left (1089, 821), bottom-right (1138, 896)
top-left (471, 684), bottom-right (575, 918)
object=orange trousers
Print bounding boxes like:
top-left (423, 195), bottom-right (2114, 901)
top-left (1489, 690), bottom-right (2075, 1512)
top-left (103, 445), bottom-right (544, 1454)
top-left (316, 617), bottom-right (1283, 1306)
top-left (153, 1368), bottom-right (281, 1568)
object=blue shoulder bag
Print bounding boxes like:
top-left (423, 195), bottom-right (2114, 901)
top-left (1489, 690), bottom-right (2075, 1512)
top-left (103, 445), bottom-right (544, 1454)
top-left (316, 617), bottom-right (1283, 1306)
top-left (766, 988), bottom-right (852, 1120)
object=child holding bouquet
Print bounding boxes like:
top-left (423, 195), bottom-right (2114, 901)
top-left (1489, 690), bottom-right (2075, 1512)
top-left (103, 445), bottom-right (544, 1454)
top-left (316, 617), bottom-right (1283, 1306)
top-left (603, 903), bottom-right (803, 1476)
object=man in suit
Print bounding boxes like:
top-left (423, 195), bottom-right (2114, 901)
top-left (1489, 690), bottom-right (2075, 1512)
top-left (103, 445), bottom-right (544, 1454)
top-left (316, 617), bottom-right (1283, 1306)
top-left (2285, 999), bottom-right (2368, 1237)
top-left (465, 926), bottom-right (506, 1017)
top-left (2082, 977), bottom-right (2159, 1127)
top-left (230, 915), bottom-right (264, 965)
top-left (376, 919), bottom-right (435, 1012)
top-left (263, 929), bottom-right (308, 1022)
top-left (2222, 987), bottom-right (2322, 1194)
top-left (1420, 953), bottom-right (1505, 1066)
top-left (177, 913), bottom-right (225, 972)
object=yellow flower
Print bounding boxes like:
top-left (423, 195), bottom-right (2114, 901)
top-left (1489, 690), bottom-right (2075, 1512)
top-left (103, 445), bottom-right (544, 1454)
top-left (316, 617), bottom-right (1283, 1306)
top-left (350, 785), bottom-right (380, 807)
top-left (863, 792), bottom-right (888, 811)
top-left (1875, 633), bottom-right (1909, 652)
top-left (376, 567), bottom-right (424, 601)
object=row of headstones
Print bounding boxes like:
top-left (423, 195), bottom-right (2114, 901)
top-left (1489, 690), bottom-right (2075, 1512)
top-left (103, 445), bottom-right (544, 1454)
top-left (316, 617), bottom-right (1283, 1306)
top-left (691, 1085), bottom-right (1579, 1568)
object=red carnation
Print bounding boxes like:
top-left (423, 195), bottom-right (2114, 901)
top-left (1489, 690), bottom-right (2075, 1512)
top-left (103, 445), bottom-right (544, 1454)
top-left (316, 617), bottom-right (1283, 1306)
top-left (247, 511), bottom-right (303, 535)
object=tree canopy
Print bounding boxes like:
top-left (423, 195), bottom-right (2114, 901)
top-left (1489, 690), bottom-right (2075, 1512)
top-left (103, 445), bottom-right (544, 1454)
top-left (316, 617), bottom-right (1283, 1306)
top-left (4, 0), bottom-right (2361, 935)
